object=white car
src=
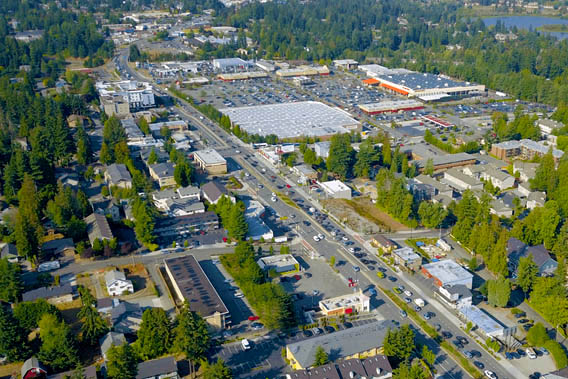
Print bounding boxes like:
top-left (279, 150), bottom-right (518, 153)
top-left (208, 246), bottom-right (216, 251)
top-left (272, 192), bottom-right (276, 197)
top-left (241, 338), bottom-right (251, 350)
top-left (484, 370), bottom-right (497, 379)
top-left (313, 236), bottom-right (320, 242)
top-left (271, 197), bottom-right (277, 202)
top-left (349, 247), bottom-right (355, 253)
top-left (404, 290), bottom-right (413, 297)
top-left (234, 291), bottom-right (244, 298)
top-left (317, 233), bottom-right (324, 240)
top-left (331, 231), bottom-right (336, 236)
top-left (526, 348), bottom-right (537, 359)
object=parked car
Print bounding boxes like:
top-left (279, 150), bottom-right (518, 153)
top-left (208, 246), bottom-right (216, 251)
top-left (484, 370), bottom-right (497, 379)
top-left (400, 310), bottom-right (407, 318)
top-left (526, 348), bottom-right (537, 359)
top-left (474, 361), bottom-right (485, 369)
top-left (251, 322), bottom-right (264, 330)
top-left (241, 339), bottom-right (251, 350)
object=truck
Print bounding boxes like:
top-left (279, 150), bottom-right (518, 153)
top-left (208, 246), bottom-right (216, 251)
top-left (414, 298), bottom-right (425, 307)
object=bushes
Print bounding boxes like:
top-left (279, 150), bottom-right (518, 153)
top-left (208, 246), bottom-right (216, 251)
top-left (527, 323), bottom-right (549, 347)
top-left (545, 340), bottom-right (568, 369)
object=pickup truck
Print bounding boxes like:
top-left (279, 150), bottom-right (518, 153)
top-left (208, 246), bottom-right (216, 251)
top-left (414, 298), bottom-right (425, 307)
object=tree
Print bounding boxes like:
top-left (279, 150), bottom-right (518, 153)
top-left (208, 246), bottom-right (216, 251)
top-left (106, 343), bottom-right (138, 379)
top-left (468, 257), bottom-right (478, 272)
top-left (173, 301), bottom-right (211, 372)
top-left (418, 202), bottom-right (448, 229)
top-left (303, 148), bottom-right (317, 165)
top-left (100, 142), bottom-right (112, 164)
top-left (228, 202), bottom-right (248, 241)
top-left (13, 175), bottom-right (43, 262)
top-left (517, 255), bottom-right (539, 294)
top-left (527, 323), bottom-right (549, 347)
top-left (38, 314), bottom-right (79, 372)
top-left (0, 258), bottom-right (22, 303)
top-left (421, 345), bottom-right (436, 367)
top-left (78, 287), bottom-right (107, 345)
top-left (313, 346), bottom-right (329, 366)
top-left (326, 134), bottom-right (354, 179)
top-left (174, 160), bottom-right (193, 187)
top-left (488, 277), bottom-right (511, 307)
top-left (329, 256), bottom-right (336, 267)
top-left (138, 117), bottom-right (150, 135)
top-left (392, 361), bottom-right (429, 379)
top-left (76, 126), bottom-right (92, 165)
top-left (0, 306), bottom-right (31, 362)
top-left (285, 153), bottom-right (296, 167)
top-left (424, 158), bottom-right (435, 176)
top-left (201, 359), bottom-right (233, 379)
top-left (13, 299), bottom-right (60, 331)
top-left (132, 197), bottom-right (157, 249)
top-left (147, 148), bottom-right (158, 165)
top-left (383, 325), bottom-right (415, 363)
top-left (135, 308), bottom-right (172, 360)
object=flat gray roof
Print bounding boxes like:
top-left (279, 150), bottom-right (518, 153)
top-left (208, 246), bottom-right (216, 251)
top-left (194, 149), bottom-right (227, 165)
top-left (220, 101), bottom-right (360, 138)
top-left (458, 305), bottom-right (504, 337)
top-left (423, 259), bottom-right (473, 285)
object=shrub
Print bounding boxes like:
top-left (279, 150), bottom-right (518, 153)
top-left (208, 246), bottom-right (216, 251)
top-left (544, 340), bottom-right (568, 369)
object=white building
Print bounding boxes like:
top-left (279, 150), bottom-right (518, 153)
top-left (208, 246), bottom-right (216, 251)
top-left (314, 141), bottom-right (331, 158)
top-left (537, 119), bottom-right (564, 136)
top-left (105, 270), bottom-right (134, 296)
top-left (96, 80), bottom-right (155, 111)
top-left (319, 292), bottom-right (370, 316)
top-left (257, 254), bottom-right (299, 273)
top-left (443, 168), bottom-right (483, 192)
top-left (422, 259), bottom-right (473, 289)
top-left (244, 199), bottom-right (273, 241)
top-left (319, 180), bottom-right (352, 199)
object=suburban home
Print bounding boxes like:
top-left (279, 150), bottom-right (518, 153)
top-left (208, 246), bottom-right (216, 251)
top-left (149, 162), bottom-right (176, 188)
top-left (438, 284), bottom-right (473, 309)
top-left (22, 284), bottom-right (74, 304)
top-left (392, 247), bottom-right (422, 271)
top-left (41, 238), bottom-right (75, 258)
top-left (47, 365), bottom-right (97, 379)
top-left (136, 356), bottom-right (179, 379)
top-left (21, 357), bottom-right (47, 379)
top-left (287, 363), bottom-right (341, 379)
top-left (92, 198), bottom-right (122, 222)
top-left (201, 180), bottom-right (233, 205)
top-left (85, 213), bottom-right (114, 244)
top-left (105, 270), bottom-right (134, 296)
top-left (370, 235), bottom-right (397, 253)
top-left (507, 237), bottom-right (558, 277)
top-left (0, 243), bottom-right (19, 263)
top-left (105, 163), bottom-right (132, 189)
top-left (97, 297), bottom-right (120, 314)
top-left (99, 331), bottom-right (126, 360)
top-left (111, 302), bottom-right (143, 334)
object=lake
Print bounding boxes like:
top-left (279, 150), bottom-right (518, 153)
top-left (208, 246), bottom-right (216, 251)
top-left (482, 16), bottom-right (568, 39)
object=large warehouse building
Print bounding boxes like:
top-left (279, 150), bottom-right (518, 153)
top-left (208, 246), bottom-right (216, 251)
top-left (358, 100), bottom-right (424, 114)
top-left (372, 73), bottom-right (485, 100)
top-left (220, 101), bottom-right (360, 139)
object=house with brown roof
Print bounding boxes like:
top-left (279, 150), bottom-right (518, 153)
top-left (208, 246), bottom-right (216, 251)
top-left (370, 235), bottom-right (397, 253)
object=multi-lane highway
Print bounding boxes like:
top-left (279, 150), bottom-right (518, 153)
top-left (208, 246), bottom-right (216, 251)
top-left (118, 49), bottom-right (522, 379)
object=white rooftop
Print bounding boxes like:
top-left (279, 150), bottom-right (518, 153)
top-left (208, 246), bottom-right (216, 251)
top-left (220, 101), bottom-right (360, 138)
top-left (319, 180), bottom-right (350, 194)
top-left (319, 292), bottom-right (370, 312)
top-left (422, 259), bottom-right (473, 285)
top-left (194, 149), bottom-right (227, 165)
top-left (257, 254), bottom-right (299, 269)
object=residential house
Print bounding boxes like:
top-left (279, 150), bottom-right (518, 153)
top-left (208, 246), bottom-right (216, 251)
top-left (21, 357), bottom-right (47, 379)
top-left (105, 270), bottom-right (134, 296)
top-left (0, 243), bottom-right (19, 263)
top-left (443, 168), bottom-right (484, 192)
top-left (370, 235), bottom-right (397, 254)
top-left (413, 174), bottom-right (454, 198)
top-left (490, 198), bottom-right (513, 218)
top-left (149, 162), bottom-right (176, 188)
top-left (22, 284), bottom-right (74, 304)
top-left (40, 238), bottom-right (75, 258)
top-left (201, 181), bottom-right (232, 204)
top-left (111, 302), bottom-right (143, 334)
top-left (507, 237), bottom-right (558, 277)
top-left (100, 332), bottom-right (126, 360)
top-left (97, 297), bottom-right (119, 314)
top-left (152, 187), bottom-right (205, 217)
top-left (287, 363), bottom-right (341, 379)
top-left (513, 161), bottom-right (539, 183)
top-left (136, 356), bottom-right (179, 379)
top-left (527, 191), bottom-right (546, 210)
top-left (105, 163), bottom-right (132, 189)
top-left (85, 213), bottom-right (114, 244)
top-left (93, 199), bottom-right (122, 222)
top-left (392, 247), bottom-right (422, 271)
top-left (47, 365), bottom-right (97, 379)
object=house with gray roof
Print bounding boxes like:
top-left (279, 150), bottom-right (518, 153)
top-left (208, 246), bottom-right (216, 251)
top-left (201, 181), bottom-right (233, 204)
top-left (136, 356), bottom-right (178, 379)
top-left (0, 243), bottom-right (18, 262)
top-left (105, 270), bottom-right (134, 296)
top-left (41, 238), bottom-right (75, 258)
top-left (100, 332), bottom-right (126, 360)
top-left (22, 284), bottom-right (74, 304)
top-left (21, 357), bottom-right (47, 379)
top-left (105, 163), bottom-right (132, 189)
top-left (85, 213), bottom-right (114, 244)
top-left (286, 362), bottom-right (341, 379)
top-left (507, 237), bottom-right (557, 277)
top-left (111, 302), bottom-right (143, 334)
top-left (149, 162), bottom-right (176, 188)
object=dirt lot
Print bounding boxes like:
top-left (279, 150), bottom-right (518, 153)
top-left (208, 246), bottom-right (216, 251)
top-left (323, 197), bottom-right (409, 234)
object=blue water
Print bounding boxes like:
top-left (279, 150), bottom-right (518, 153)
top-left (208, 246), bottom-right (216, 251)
top-left (483, 16), bottom-right (568, 39)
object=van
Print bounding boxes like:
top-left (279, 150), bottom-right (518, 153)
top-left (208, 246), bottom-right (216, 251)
top-left (241, 339), bottom-right (251, 350)
top-left (414, 298), bottom-right (425, 307)
top-left (526, 348), bottom-right (537, 359)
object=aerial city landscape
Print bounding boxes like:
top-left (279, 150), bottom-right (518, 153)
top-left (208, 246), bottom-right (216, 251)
top-left (1, 0), bottom-right (568, 378)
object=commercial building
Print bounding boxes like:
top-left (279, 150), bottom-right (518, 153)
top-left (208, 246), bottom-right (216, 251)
top-left (276, 65), bottom-right (330, 78)
top-left (421, 114), bottom-right (454, 128)
top-left (293, 164), bottom-right (318, 184)
top-left (438, 284), bottom-right (472, 309)
top-left (22, 284), bottom-right (74, 304)
top-left (319, 180), bottom-right (352, 199)
top-left (164, 255), bottom-right (230, 330)
top-left (193, 149), bottom-right (227, 175)
top-left (201, 181), bottom-right (233, 204)
top-left (96, 80), bottom-right (155, 111)
top-left (358, 100), bottom-right (424, 115)
top-left (152, 187), bottom-right (204, 217)
top-left (373, 72), bottom-right (485, 99)
top-left (256, 60), bottom-right (276, 72)
top-left (217, 72), bottom-right (268, 81)
top-left (286, 319), bottom-right (396, 369)
top-left (359, 64), bottom-right (413, 77)
top-left (149, 120), bottom-right (187, 134)
top-left (212, 58), bottom-right (253, 72)
top-left (414, 152), bottom-right (476, 172)
top-left (490, 139), bottom-right (564, 162)
top-left (333, 59), bottom-right (359, 70)
top-left (220, 101), bottom-right (360, 139)
top-left (243, 199), bottom-right (273, 241)
top-left (287, 356), bottom-right (392, 379)
top-left (392, 247), bottom-right (422, 271)
top-left (457, 305), bottom-right (505, 338)
top-left (257, 254), bottom-right (299, 273)
top-left (421, 259), bottom-right (473, 289)
top-left (154, 212), bottom-right (219, 238)
top-left (318, 292), bottom-right (371, 316)
top-left (149, 162), bottom-right (176, 188)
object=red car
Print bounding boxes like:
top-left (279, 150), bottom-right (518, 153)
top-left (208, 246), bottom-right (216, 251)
top-left (294, 274), bottom-right (301, 281)
top-left (286, 184), bottom-right (291, 188)
top-left (248, 316), bottom-right (260, 321)
top-left (222, 237), bottom-right (228, 243)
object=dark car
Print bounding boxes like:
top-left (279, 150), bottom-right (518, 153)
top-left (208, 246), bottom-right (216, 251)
top-left (514, 312), bottom-right (526, 319)
top-left (529, 373), bottom-right (541, 379)
top-left (471, 350), bottom-right (481, 357)
top-left (474, 361), bottom-right (485, 369)
top-left (517, 349), bottom-right (526, 357)
top-left (457, 336), bottom-right (469, 345)
top-left (388, 276), bottom-right (397, 282)
top-left (302, 330), bottom-right (313, 337)
top-left (518, 318), bottom-right (530, 324)
top-left (505, 352), bottom-right (513, 360)
top-left (523, 324), bottom-right (532, 331)
top-left (510, 351), bottom-right (520, 359)
top-left (343, 322), bottom-right (353, 329)
top-left (324, 326), bottom-right (335, 333)
top-left (452, 340), bottom-right (464, 349)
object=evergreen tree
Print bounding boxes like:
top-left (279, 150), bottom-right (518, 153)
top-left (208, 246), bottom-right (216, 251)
top-left (38, 314), bottom-right (79, 372)
top-left (527, 323), bottom-right (550, 347)
top-left (418, 202), bottom-right (448, 229)
top-left (76, 126), bottom-right (92, 165)
top-left (0, 258), bottom-right (23, 303)
top-left (0, 306), bottom-right (31, 362)
top-left (488, 277), bottom-right (511, 307)
top-left (517, 254), bottom-right (539, 294)
top-left (135, 308), bottom-right (171, 360)
top-left (392, 360), bottom-right (429, 379)
top-left (228, 202), bottom-right (248, 241)
top-left (313, 346), bottom-right (329, 366)
top-left (138, 117), bottom-right (150, 135)
top-left (173, 301), bottom-right (211, 370)
top-left (13, 175), bottom-right (43, 262)
top-left (201, 359), bottom-right (233, 379)
top-left (383, 325), bottom-right (415, 364)
top-left (100, 142), bottom-right (112, 164)
top-left (78, 287), bottom-right (107, 345)
top-left (326, 134), bottom-right (354, 179)
top-left (147, 148), bottom-right (158, 165)
top-left (106, 343), bottom-right (138, 379)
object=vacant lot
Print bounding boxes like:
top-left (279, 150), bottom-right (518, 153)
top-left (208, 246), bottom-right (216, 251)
top-left (323, 197), bottom-right (409, 234)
